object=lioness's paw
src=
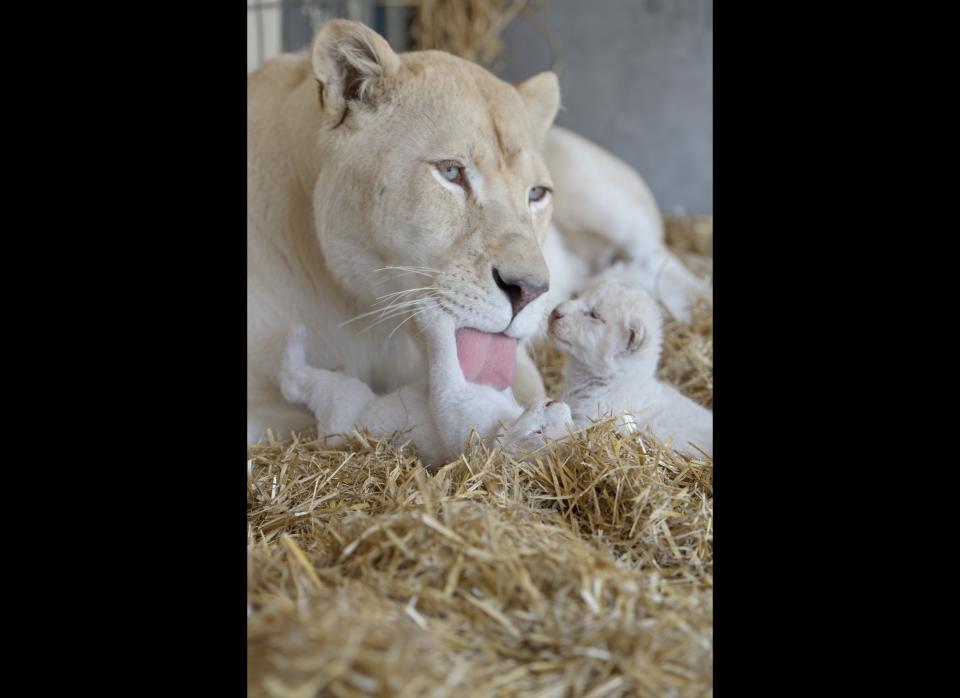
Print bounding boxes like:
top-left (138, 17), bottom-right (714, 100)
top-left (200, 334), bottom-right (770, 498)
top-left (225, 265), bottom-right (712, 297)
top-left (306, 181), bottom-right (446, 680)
top-left (656, 261), bottom-right (709, 323)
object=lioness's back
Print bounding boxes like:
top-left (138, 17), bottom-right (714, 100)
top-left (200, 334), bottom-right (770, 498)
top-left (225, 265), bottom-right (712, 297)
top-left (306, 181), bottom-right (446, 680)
top-left (249, 53), bottom-right (311, 93)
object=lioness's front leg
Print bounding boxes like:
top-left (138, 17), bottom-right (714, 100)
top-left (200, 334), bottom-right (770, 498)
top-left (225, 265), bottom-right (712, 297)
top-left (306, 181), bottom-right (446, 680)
top-left (614, 251), bottom-right (710, 322)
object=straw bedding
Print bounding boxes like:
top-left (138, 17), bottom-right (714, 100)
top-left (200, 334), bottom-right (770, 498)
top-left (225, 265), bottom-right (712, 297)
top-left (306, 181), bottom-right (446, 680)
top-left (248, 217), bottom-right (713, 697)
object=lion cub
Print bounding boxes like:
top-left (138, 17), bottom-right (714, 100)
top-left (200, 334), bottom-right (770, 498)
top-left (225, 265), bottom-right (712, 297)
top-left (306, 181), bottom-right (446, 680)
top-left (279, 310), bottom-right (572, 468)
top-left (548, 279), bottom-right (712, 457)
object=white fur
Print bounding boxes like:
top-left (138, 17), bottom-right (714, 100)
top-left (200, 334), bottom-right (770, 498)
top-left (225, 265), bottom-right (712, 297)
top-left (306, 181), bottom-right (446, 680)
top-left (247, 29), bottom-right (561, 444)
top-left (246, 22), bottom-right (707, 445)
top-left (549, 279), bottom-right (712, 457)
top-left (542, 127), bottom-right (710, 322)
top-left (279, 311), bottom-right (573, 468)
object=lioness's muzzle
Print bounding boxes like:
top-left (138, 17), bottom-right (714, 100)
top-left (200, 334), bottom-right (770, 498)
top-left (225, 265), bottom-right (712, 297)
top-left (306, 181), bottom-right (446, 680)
top-left (492, 266), bottom-right (549, 319)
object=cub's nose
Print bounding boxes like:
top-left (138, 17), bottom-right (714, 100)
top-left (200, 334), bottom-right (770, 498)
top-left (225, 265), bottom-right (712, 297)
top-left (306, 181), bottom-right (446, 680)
top-left (493, 267), bottom-right (549, 319)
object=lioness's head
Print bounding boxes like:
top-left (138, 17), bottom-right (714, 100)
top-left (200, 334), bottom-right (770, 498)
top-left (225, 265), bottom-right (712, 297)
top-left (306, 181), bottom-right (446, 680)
top-left (308, 20), bottom-right (560, 389)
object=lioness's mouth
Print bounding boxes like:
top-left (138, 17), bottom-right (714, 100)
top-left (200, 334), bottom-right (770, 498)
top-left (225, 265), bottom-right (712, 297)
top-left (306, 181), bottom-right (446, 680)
top-left (455, 327), bottom-right (518, 391)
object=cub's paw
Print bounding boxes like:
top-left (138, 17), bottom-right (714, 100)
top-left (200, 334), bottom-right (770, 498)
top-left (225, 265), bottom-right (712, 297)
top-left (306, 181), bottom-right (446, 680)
top-left (501, 398), bottom-right (573, 456)
top-left (615, 412), bottom-right (640, 436)
top-left (540, 399), bottom-right (574, 440)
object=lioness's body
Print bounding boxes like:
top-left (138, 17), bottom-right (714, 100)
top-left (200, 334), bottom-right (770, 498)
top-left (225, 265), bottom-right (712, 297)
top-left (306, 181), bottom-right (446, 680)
top-left (247, 22), bottom-right (701, 443)
top-left (247, 53), bottom-right (421, 440)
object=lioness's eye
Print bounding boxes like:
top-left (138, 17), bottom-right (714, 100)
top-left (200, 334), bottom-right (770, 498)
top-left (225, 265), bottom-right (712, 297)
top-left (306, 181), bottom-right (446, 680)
top-left (437, 161), bottom-right (467, 188)
top-left (529, 186), bottom-right (550, 203)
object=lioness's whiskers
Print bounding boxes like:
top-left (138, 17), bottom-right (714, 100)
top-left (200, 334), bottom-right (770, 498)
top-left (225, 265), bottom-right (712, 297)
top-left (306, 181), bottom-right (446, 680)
top-left (373, 265), bottom-right (439, 274)
top-left (374, 286), bottom-right (440, 305)
top-left (374, 288), bottom-right (448, 334)
top-left (361, 293), bottom-right (440, 332)
top-left (363, 303), bottom-right (428, 328)
top-left (373, 266), bottom-right (440, 281)
top-left (363, 300), bottom-right (437, 335)
top-left (388, 304), bottom-right (437, 338)
top-left (339, 283), bottom-right (454, 336)
top-left (339, 298), bottom-right (427, 327)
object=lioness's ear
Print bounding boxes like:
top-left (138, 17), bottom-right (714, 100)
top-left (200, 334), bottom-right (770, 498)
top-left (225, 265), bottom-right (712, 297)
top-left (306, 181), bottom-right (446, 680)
top-left (311, 20), bottom-right (400, 124)
top-left (515, 72), bottom-right (560, 144)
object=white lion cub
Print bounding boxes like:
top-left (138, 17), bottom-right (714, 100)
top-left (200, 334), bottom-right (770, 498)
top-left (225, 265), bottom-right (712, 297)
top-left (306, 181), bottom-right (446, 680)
top-left (548, 279), bottom-right (712, 457)
top-left (279, 310), bottom-right (572, 468)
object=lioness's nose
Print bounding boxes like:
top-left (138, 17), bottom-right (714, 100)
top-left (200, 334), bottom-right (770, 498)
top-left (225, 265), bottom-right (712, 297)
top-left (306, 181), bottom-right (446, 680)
top-left (493, 267), bottom-right (549, 319)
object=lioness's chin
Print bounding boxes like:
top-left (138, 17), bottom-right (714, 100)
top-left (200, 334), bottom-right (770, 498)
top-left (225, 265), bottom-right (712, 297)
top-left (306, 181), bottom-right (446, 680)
top-left (444, 307), bottom-right (519, 340)
top-left (504, 326), bottom-right (535, 341)
top-left (504, 305), bottom-right (551, 342)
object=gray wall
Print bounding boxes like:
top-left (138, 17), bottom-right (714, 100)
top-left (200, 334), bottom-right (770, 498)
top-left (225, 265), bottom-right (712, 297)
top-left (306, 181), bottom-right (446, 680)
top-left (496, 0), bottom-right (713, 214)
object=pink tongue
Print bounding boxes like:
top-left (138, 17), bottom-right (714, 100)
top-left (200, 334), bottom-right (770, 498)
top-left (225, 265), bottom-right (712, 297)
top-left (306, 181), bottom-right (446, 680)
top-left (455, 328), bottom-right (518, 391)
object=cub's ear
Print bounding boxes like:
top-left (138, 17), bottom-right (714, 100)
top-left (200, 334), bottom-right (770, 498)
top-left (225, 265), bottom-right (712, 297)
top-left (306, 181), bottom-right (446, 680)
top-left (515, 71), bottom-right (560, 144)
top-left (311, 20), bottom-right (400, 125)
top-left (625, 324), bottom-right (646, 354)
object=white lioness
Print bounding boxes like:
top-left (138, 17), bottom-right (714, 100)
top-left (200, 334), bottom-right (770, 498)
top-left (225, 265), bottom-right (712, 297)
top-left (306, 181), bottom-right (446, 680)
top-left (247, 19), bottom-right (705, 443)
top-left (279, 312), bottom-right (573, 468)
top-left (548, 279), bottom-right (713, 457)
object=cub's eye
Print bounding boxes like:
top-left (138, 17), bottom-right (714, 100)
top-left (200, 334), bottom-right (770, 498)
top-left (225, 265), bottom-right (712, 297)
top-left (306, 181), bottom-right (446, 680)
top-left (588, 309), bottom-right (602, 321)
top-left (436, 160), bottom-right (468, 188)
top-left (529, 186), bottom-right (550, 203)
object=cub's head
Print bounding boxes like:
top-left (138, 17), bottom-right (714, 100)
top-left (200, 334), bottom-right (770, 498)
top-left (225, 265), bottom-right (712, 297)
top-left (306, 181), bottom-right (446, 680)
top-left (309, 20), bottom-right (560, 352)
top-left (548, 280), bottom-right (663, 379)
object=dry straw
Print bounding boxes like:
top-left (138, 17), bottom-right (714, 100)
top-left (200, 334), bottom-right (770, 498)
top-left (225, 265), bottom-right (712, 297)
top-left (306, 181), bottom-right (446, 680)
top-left (410, 0), bottom-right (560, 72)
top-left (248, 218), bottom-right (714, 697)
